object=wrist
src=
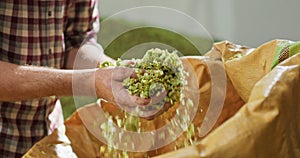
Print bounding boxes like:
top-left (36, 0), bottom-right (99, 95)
top-left (69, 69), bottom-right (98, 97)
top-left (95, 68), bottom-right (115, 103)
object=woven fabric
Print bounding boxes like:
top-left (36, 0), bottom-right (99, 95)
top-left (0, 0), bottom-right (99, 157)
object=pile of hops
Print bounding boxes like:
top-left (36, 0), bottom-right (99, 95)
top-left (123, 48), bottom-right (187, 109)
top-left (101, 48), bottom-right (187, 109)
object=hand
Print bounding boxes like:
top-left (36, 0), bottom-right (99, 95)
top-left (123, 88), bottom-right (172, 120)
top-left (95, 66), bottom-right (171, 120)
top-left (95, 66), bottom-right (150, 106)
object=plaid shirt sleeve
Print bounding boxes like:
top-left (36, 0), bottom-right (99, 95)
top-left (0, 0), bottom-right (101, 157)
top-left (64, 0), bottom-right (100, 52)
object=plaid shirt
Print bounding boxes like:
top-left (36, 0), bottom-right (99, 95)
top-left (0, 0), bottom-right (99, 157)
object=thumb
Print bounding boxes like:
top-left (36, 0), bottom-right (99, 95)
top-left (111, 67), bottom-right (135, 81)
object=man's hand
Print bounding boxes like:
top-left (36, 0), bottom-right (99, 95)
top-left (95, 67), bottom-right (149, 106)
top-left (95, 67), bottom-right (171, 120)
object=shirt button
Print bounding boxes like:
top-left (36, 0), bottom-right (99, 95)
top-left (48, 48), bottom-right (52, 54)
top-left (27, 59), bottom-right (32, 65)
top-left (48, 11), bottom-right (52, 17)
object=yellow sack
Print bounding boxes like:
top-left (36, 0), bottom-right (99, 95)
top-left (23, 40), bottom-right (300, 158)
top-left (157, 40), bottom-right (300, 158)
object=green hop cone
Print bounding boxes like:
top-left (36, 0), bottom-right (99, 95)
top-left (99, 48), bottom-right (188, 109)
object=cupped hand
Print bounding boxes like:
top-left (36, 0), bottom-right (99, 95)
top-left (95, 66), bottom-right (146, 105)
top-left (95, 66), bottom-right (172, 120)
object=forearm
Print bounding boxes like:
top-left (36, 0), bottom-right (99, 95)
top-left (0, 61), bottom-right (97, 101)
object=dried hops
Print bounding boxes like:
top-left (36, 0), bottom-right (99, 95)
top-left (101, 48), bottom-right (187, 109)
top-left (125, 48), bottom-right (186, 105)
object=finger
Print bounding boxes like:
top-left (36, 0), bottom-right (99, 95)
top-left (129, 95), bottom-right (151, 106)
top-left (138, 110), bottom-right (158, 120)
top-left (161, 102), bottom-right (172, 112)
top-left (149, 89), bottom-right (168, 105)
top-left (128, 88), bottom-right (167, 107)
top-left (120, 60), bottom-right (136, 66)
top-left (112, 81), bottom-right (150, 108)
top-left (112, 81), bottom-right (134, 106)
top-left (111, 67), bottom-right (135, 81)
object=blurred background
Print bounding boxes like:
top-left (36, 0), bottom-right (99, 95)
top-left (61, 0), bottom-right (300, 119)
top-left (99, 0), bottom-right (300, 47)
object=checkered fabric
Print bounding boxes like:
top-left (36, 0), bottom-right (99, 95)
top-left (0, 0), bottom-right (99, 157)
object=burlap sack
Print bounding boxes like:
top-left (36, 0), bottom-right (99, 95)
top-left (23, 40), bottom-right (300, 158)
top-left (156, 40), bottom-right (300, 158)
